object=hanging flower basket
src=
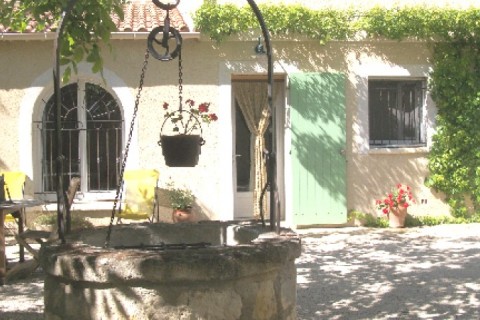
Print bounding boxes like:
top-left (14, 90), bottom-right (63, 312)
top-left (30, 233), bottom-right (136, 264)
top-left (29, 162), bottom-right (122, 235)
top-left (160, 134), bottom-right (204, 167)
top-left (158, 100), bottom-right (216, 167)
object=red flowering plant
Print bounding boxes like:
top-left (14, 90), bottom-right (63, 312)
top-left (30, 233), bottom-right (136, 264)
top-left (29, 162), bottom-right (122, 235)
top-left (375, 184), bottom-right (416, 215)
top-left (162, 99), bottom-right (218, 135)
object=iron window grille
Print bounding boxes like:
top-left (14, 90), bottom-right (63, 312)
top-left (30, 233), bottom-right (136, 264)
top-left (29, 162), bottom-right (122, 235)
top-left (36, 82), bottom-right (123, 193)
top-left (368, 79), bottom-right (426, 148)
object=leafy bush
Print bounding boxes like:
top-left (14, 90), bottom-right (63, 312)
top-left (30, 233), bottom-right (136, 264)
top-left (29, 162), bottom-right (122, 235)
top-left (348, 210), bottom-right (389, 228)
top-left (34, 214), bottom-right (94, 230)
top-left (350, 210), bottom-right (480, 228)
top-left (426, 42), bottom-right (480, 218)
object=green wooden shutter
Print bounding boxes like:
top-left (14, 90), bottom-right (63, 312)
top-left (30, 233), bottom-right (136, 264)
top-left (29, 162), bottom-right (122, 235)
top-left (290, 73), bottom-right (347, 225)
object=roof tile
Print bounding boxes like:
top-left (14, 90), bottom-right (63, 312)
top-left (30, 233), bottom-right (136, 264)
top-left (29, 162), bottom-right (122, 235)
top-left (113, 1), bottom-right (189, 32)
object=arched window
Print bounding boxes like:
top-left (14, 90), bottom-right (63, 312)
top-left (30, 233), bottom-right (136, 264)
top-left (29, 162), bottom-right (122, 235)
top-left (37, 81), bottom-right (123, 194)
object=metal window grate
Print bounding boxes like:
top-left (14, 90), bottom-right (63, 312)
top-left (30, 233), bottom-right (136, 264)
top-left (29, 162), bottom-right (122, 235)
top-left (36, 82), bottom-right (123, 192)
top-left (369, 80), bottom-right (426, 147)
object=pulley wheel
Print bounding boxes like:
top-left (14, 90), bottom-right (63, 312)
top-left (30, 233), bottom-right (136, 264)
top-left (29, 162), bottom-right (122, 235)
top-left (147, 26), bottom-right (182, 61)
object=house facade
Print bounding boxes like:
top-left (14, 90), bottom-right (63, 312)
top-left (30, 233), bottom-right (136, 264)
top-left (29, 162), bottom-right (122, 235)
top-left (2, 0), bottom-right (471, 227)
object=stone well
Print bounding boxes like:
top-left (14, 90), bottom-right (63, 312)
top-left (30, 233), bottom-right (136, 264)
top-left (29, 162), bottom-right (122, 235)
top-left (39, 221), bottom-right (301, 320)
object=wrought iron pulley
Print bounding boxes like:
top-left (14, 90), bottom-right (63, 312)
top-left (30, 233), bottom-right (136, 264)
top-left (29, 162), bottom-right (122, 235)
top-left (147, 0), bottom-right (182, 61)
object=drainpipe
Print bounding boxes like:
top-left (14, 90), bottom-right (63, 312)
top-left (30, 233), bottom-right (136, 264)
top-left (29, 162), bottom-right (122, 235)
top-left (245, 0), bottom-right (278, 233)
top-left (54, 0), bottom-right (77, 243)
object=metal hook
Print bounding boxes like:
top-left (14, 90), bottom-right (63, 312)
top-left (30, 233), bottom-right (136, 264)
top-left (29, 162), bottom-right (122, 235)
top-left (162, 10), bottom-right (171, 48)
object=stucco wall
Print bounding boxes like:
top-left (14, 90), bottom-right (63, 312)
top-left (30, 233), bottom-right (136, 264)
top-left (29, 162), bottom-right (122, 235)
top-left (0, 33), bottom-right (451, 225)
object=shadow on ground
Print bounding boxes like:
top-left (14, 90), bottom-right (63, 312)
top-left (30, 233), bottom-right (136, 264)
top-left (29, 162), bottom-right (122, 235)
top-left (1, 226), bottom-right (480, 320)
top-left (295, 225), bottom-right (480, 320)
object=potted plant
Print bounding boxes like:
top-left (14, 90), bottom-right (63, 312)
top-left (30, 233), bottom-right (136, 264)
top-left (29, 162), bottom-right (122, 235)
top-left (376, 184), bottom-right (416, 228)
top-left (166, 183), bottom-right (195, 223)
top-left (159, 99), bottom-right (218, 167)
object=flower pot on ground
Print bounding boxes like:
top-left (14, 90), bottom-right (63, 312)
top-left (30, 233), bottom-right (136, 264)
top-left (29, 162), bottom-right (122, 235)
top-left (388, 206), bottom-right (408, 228)
top-left (376, 184), bottom-right (416, 228)
top-left (172, 207), bottom-right (194, 223)
top-left (166, 182), bottom-right (195, 223)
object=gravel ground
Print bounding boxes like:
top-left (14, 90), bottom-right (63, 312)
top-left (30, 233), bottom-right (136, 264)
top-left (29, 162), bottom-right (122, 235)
top-left (0, 224), bottom-right (479, 319)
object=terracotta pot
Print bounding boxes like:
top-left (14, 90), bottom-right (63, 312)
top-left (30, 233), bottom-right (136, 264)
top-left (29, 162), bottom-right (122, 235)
top-left (388, 206), bottom-right (407, 228)
top-left (172, 208), bottom-right (194, 223)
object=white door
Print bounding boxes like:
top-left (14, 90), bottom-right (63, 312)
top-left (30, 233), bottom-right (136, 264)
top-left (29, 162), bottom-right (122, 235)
top-left (233, 103), bottom-right (256, 219)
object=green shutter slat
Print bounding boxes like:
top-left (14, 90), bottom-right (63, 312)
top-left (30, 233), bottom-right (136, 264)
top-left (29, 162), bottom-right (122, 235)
top-left (290, 72), bottom-right (347, 225)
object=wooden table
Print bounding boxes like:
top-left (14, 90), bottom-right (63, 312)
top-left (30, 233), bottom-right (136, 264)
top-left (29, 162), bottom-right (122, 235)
top-left (0, 199), bottom-right (42, 285)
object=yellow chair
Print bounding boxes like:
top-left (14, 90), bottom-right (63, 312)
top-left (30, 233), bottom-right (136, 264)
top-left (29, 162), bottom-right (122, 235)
top-left (1, 171), bottom-right (27, 261)
top-left (117, 169), bottom-right (159, 223)
top-left (1, 171), bottom-right (27, 222)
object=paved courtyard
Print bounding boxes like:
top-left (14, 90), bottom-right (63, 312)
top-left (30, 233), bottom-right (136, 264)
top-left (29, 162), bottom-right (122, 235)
top-left (0, 223), bottom-right (479, 319)
top-left (296, 224), bottom-right (480, 319)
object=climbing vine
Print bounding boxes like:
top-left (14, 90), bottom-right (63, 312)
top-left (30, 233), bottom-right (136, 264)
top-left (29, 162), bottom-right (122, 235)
top-left (427, 42), bottom-right (480, 217)
top-left (195, 3), bottom-right (480, 43)
top-left (194, 2), bottom-right (355, 43)
top-left (196, 3), bottom-right (480, 216)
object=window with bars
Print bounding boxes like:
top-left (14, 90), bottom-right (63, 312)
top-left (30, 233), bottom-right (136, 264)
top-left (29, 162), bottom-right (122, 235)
top-left (368, 79), bottom-right (426, 147)
top-left (36, 82), bottom-right (123, 193)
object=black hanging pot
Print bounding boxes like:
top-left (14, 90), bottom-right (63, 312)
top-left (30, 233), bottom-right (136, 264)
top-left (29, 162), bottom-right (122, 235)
top-left (159, 134), bottom-right (204, 167)
top-left (158, 109), bottom-right (205, 167)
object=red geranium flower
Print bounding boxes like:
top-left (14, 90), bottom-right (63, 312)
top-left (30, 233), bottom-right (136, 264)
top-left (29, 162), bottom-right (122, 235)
top-left (375, 184), bottom-right (416, 215)
top-left (198, 103), bottom-right (210, 113)
top-left (162, 98), bottom-right (218, 135)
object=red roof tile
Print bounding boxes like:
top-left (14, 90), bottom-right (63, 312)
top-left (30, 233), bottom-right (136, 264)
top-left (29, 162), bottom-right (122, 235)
top-left (0, 1), bottom-right (189, 33)
top-left (113, 1), bottom-right (189, 32)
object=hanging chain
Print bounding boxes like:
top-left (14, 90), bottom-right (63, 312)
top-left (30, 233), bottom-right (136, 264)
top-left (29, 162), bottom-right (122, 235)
top-left (178, 50), bottom-right (183, 111)
top-left (105, 49), bottom-right (150, 247)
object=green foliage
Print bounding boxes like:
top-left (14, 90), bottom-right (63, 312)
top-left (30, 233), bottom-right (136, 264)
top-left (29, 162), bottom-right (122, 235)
top-left (363, 215), bottom-right (389, 228)
top-left (166, 182), bottom-right (195, 210)
top-left (350, 211), bottom-right (480, 228)
top-left (195, 4), bottom-right (480, 43)
top-left (194, 3), bottom-right (355, 43)
top-left (1, 0), bottom-right (125, 82)
top-left (348, 210), bottom-right (389, 228)
top-left (35, 213), bottom-right (94, 230)
top-left (427, 42), bottom-right (480, 217)
top-left (405, 214), bottom-right (480, 226)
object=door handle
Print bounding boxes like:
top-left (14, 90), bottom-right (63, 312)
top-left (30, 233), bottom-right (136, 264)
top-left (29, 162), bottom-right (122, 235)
top-left (339, 149), bottom-right (346, 156)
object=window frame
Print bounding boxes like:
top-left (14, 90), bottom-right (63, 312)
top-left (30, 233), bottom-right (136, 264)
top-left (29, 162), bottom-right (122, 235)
top-left (368, 77), bottom-right (427, 149)
top-left (34, 80), bottom-right (124, 201)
